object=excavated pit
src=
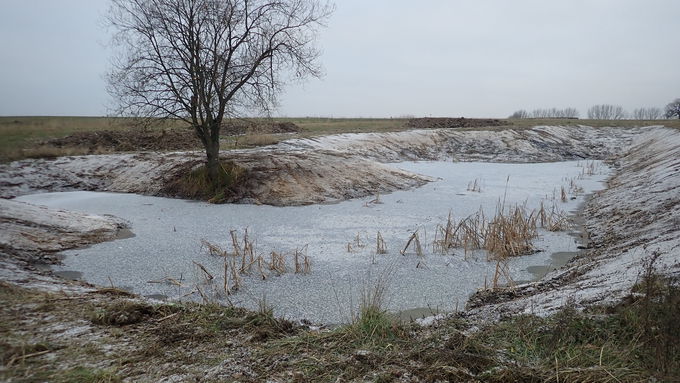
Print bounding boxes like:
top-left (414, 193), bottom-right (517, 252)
top-left (1, 125), bottom-right (679, 324)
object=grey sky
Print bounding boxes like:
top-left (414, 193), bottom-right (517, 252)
top-left (1, 0), bottom-right (678, 118)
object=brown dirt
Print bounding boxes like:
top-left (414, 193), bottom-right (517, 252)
top-left (405, 117), bottom-right (506, 130)
top-left (221, 120), bottom-right (300, 135)
top-left (45, 128), bottom-right (202, 153)
top-left (42, 121), bottom-right (300, 154)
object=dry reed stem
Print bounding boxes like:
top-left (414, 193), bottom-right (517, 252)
top-left (230, 258), bottom-right (241, 291)
top-left (268, 251), bottom-right (287, 275)
top-left (229, 230), bottom-right (242, 257)
top-left (491, 260), bottom-right (515, 289)
top-left (303, 254), bottom-right (311, 274)
top-left (223, 259), bottom-right (229, 294)
top-left (195, 284), bottom-right (210, 303)
top-left (201, 239), bottom-right (226, 257)
top-left (467, 178), bottom-right (482, 192)
top-left (376, 231), bottom-right (387, 254)
top-left (401, 230), bottom-right (424, 256)
top-left (257, 256), bottom-right (267, 280)
top-left (193, 261), bottom-right (214, 280)
top-left (147, 277), bottom-right (184, 287)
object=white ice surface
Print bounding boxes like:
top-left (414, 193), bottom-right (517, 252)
top-left (17, 161), bottom-right (609, 324)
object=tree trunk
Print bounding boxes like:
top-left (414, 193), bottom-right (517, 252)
top-left (205, 134), bottom-right (221, 187)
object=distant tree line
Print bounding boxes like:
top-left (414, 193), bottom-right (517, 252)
top-left (509, 108), bottom-right (579, 119)
top-left (509, 98), bottom-right (680, 120)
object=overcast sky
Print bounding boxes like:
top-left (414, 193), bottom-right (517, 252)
top-left (1, 0), bottom-right (678, 118)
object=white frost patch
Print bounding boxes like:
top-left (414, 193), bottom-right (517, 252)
top-left (17, 161), bottom-right (609, 324)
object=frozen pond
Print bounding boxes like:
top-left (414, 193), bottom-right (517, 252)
top-left (17, 161), bottom-right (609, 324)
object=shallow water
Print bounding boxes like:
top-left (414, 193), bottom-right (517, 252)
top-left (17, 160), bottom-right (609, 324)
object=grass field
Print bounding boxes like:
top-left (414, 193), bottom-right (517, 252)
top-left (1, 116), bottom-right (678, 162)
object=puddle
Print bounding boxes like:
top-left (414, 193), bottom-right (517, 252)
top-left (17, 160), bottom-right (609, 324)
top-left (526, 251), bottom-right (578, 280)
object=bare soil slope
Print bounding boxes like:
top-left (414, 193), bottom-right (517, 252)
top-left (0, 125), bottom-right (643, 205)
top-left (467, 127), bottom-right (680, 318)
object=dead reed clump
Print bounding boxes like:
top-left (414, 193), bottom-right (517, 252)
top-left (568, 178), bottom-right (584, 195)
top-left (200, 229), bottom-right (312, 296)
top-left (484, 204), bottom-right (538, 259)
top-left (433, 202), bottom-right (564, 260)
top-left (294, 246), bottom-right (311, 274)
top-left (536, 202), bottom-right (570, 232)
top-left (268, 251), bottom-right (287, 275)
top-left (434, 210), bottom-right (488, 258)
top-left (560, 186), bottom-right (568, 203)
top-left (578, 160), bottom-right (599, 178)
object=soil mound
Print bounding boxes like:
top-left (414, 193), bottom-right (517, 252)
top-left (406, 117), bottom-right (506, 130)
top-left (221, 120), bottom-right (300, 135)
top-left (45, 129), bottom-right (201, 153)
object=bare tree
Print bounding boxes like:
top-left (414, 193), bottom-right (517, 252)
top-left (665, 99), bottom-right (680, 119)
top-left (562, 107), bottom-right (580, 118)
top-left (587, 104), bottom-right (627, 120)
top-left (107, 0), bottom-right (333, 184)
top-left (509, 109), bottom-right (530, 119)
top-left (633, 107), bottom-right (663, 120)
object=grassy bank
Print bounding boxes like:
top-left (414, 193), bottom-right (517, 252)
top-left (2, 116), bottom-right (679, 162)
top-left (2, 263), bottom-right (679, 382)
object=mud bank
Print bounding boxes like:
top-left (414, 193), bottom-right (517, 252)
top-left (0, 199), bottom-right (130, 294)
top-left (0, 199), bottom-right (128, 265)
top-left (0, 125), bottom-right (643, 205)
top-left (466, 127), bottom-right (680, 318)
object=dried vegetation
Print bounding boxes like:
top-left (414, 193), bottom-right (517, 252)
top-left (198, 229), bottom-right (312, 299)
